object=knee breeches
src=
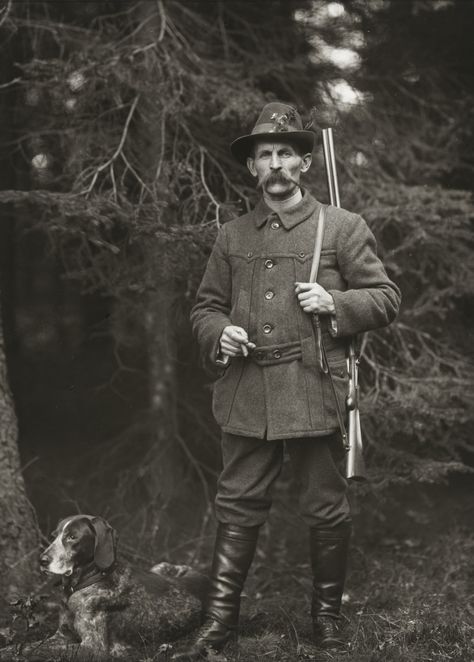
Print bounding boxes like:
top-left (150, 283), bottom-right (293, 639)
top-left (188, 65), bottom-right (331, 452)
top-left (215, 432), bottom-right (350, 529)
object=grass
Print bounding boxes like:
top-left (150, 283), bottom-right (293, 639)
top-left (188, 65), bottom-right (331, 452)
top-left (221, 525), bottom-right (474, 662)
top-left (1, 483), bottom-right (473, 661)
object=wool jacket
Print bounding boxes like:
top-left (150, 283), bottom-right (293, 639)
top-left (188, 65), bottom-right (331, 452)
top-left (191, 190), bottom-right (401, 440)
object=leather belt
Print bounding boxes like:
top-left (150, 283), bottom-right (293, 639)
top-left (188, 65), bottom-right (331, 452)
top-left (250, 340), bottom-right (302, 366)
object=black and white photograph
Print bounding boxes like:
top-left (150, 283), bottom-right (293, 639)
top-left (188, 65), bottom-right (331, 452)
top-left (0, 1), bottom-right (472, 660)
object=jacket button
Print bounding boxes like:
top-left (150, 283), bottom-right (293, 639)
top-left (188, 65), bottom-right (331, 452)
top-left (272, 349), bottom-right (281, 359)
top-left (271, 221), bottom-right (280, 230)
top-left (247, 251), bottom-right (253, 258)
top-left (299, 251), bottom-right (305, 258)
top-left (263, 323), bottom-right (273, 334)
top-left (264, 290), bottom-right (274, 300)
top-left (264, 259), bottom-right (274, 269)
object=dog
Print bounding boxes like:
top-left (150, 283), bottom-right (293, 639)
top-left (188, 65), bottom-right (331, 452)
top-left (6, 514), bottom-right (206, 660)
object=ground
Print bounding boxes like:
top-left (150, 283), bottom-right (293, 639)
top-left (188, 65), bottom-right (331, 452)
top-left (0, 478), bottom-right (473, 661)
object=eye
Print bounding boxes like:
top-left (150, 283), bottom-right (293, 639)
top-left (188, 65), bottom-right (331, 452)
top-left (65, 533), bottom-right (76, 541)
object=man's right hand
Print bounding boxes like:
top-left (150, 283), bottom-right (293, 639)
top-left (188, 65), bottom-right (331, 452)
top-left (220, 326), bottom-right (255, 358)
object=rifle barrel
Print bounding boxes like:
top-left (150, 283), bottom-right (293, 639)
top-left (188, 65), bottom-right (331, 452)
top-left (320, 124), bottom-right (367, 481)
top-left (322, 129), bottom-right (341, 207)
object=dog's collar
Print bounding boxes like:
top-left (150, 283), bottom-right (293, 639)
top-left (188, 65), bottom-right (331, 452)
top-left (63, 563), bottom-right (115, 597)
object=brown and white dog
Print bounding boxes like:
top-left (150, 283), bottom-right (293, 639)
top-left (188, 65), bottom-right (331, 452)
top-left (9, 514), bottom-right (206, 660)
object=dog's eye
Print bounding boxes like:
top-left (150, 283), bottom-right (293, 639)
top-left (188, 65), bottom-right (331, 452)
top-left (65, 533), bottom-right (76, 541)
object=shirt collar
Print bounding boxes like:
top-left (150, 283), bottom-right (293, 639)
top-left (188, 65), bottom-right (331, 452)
top-left (252, 188), bottom-right (320, 230)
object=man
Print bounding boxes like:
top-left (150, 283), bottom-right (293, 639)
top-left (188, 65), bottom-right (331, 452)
top-left (174, 102), bottom-right (400, 659)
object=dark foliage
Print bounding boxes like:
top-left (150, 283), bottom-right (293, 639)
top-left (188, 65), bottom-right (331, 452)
top-left (0, 0), bottom-right (472, 534)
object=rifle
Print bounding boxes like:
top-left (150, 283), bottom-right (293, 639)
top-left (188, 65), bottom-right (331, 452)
top-left (319, 120), bottom-right (367, 482)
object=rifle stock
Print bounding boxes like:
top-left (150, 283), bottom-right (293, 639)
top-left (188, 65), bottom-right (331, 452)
top-left (320, 125), bottom-right (367, 482)
top-left (345, 344), bottom-right (367, 481)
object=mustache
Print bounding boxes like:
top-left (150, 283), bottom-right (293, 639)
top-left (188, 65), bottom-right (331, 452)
top-left (256, 170), bottom-right (299, 190)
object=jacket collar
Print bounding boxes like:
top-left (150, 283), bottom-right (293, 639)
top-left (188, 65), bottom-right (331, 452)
top-left (252, 188), bottom-right (320, 230)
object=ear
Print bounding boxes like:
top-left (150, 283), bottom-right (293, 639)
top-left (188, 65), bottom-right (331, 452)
top-left (246, 156), bottom-right (257, 178)
top-left (300, 153), bottom-right (312, 173)
top-left (91, 517), bottom-right (117, 570)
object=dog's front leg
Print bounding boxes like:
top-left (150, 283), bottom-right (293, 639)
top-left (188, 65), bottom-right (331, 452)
top-left (50, 598), bottom-right (80, 643)
top-left (74, 610), bottom-right (109, 661)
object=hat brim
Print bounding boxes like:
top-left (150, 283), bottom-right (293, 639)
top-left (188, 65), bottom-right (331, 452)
top-left (230, 130), bottom-right (315, 166)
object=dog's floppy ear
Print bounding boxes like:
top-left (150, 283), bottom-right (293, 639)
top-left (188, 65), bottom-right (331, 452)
top-left (90, 516), bottom-right (117, 570)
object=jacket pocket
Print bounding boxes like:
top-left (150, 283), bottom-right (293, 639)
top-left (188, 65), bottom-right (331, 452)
top-left (230, 288), bottom-right (250, 328)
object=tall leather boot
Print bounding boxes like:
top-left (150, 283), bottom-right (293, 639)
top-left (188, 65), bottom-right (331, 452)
top-left (310, 521), bottom-right (351, 649)
top-left (172, 523), bottom-right (259, 660)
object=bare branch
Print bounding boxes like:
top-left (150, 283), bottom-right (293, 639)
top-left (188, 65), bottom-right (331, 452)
top-left (199, 147), bottom-right (220, 228)
top-left (0, 0), bottom-right (13, 29)
top-left (82, 95), bottom-right (140, 196)
top-left (0, 76), bottom-right (22, 89)
top-left (156, 0), bottom-right (166, 42)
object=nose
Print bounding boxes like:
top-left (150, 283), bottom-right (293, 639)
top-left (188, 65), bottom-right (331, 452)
top-left (270, 149), bottom-right (282, 170)
top-left (39, 553), bottom-right (50, 567)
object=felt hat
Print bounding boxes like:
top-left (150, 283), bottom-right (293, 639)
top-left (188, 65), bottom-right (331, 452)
top-left (230, 102), bottom-right (314, 165)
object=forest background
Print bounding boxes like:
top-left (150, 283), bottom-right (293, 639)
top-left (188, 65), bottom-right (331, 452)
top-left (0, 1), bottom-right (472, 661)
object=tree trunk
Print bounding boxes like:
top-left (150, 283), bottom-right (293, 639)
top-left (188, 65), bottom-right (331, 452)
top-left (0, 24), bottom-right (41, 598)
top-left (134, 1), bottom-right (184, 505)
top-left (0, 309), bottom-right (40, 598)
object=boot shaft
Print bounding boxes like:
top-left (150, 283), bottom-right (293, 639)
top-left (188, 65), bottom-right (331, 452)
top-left (206, 523), bottom-right (260, 627)
top-left (309, 521), bottom-right (351, 619)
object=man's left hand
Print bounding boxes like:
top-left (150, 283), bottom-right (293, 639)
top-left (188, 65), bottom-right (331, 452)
top-left (295, 282), bottom-right (335, 314)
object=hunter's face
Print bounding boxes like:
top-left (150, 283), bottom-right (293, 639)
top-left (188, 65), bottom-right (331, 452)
top-left (247, 140), bottom-right (312, 200)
